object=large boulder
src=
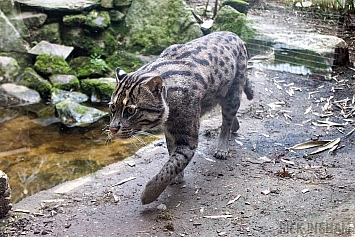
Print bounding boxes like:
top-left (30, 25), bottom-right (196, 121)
top-left (14, 0), bottom-right (98, 12)
top-left (0, 10), bottom-right (27, 53)
top-left (55, 99), bottom-right (108, 127)
top-left (0, 83), bottom-right (41, 107)
top-left (18, 67), bottom-right (52, 98)
top-left (0, 56), bottom-right (20, 84)
top-left (124, 0), bottom-right (203, 55)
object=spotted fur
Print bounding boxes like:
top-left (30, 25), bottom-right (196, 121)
top-left (109, 31), bottom-right (253, 204)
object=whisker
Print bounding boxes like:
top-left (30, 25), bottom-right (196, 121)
top-left (132, 134), bottom-right (147, 146)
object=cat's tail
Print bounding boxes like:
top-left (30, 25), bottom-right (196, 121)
top-left (244, 77), bottom-right (254, 100)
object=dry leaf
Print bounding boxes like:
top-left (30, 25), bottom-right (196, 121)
top-left (309, 138), bottom-right (341, 155)
top-left (289, 140), bottom-right (330, 150)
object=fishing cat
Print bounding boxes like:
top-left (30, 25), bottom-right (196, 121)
top-left (109, 31), bottom-right (254, 205)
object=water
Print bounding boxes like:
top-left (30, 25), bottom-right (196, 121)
top-left (0, 107), bottom-right (158, 203)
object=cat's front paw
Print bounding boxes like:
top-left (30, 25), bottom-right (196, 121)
top-left (213, 149), bottom-right (229, 160)
top-left (141, 178), bottom-right (168, 205)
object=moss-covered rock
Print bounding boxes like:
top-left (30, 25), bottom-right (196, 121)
top-left (70, 56), bottom-right (109, 78)
top-left (113, 0), bottom-right (132, 7)
top-left (34, 54), bottom-right (73, 77)
top-left (32, 23), bottom-right (61, 44)
top-left (0, 56), bottom-right (20, 83)
top-left (106, 51), bottom-right (143, 73)
top-left (212, 5), bottom-right (255, 42)
top-left (49, 74), bottom-right (80, 91)
top-left (81, 77), bottom-right (116, 102)
top-left (51, 88), bottom-right (88, 104)
top-left (86, 10), bottom-right (111, 30)
top-left (18, 67), bottom-right (52, 98)
top-left (55, 99), bottom-right (108, 127)
top-left (62, 14), bottom-right (87, 26)
top-left (222, 0), bottom-right (249, 14)
top-left (124, 0), bottom-right (203, 55)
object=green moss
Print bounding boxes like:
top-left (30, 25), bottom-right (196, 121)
top-left (81, 78), bottom-right (116, 99)
top-left (125, 0), bottom-right (202, 55)
top-left (63, 14), bottom-right (87, 26)
top-left (103, 32), bottom-right (118, 55)
top-left (107, 51), bottom-right (143, 73)
top-left (50, 75), bottom-right (81, 91)
top-left (18, 67), bottom-right (52, 97)
top-left (212, 6), bottom-right (255, 42)
top-left (69, 56), bottom-right (108, 78)
top-left (73, 103), bottom-right (89, 114)
top-left (86, 10), bottom-right (111, 30)
top-left (34, 54), bottom-right (73, 77)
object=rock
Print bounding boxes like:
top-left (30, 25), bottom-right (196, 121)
top-left (248, 11), bottom-right (350, 71)
top-left (106, 51), bottom-right (144, 73)
top-left (61, 28), bottom-right (117, 57)
top-left (0, 0), bottom-right (14, 14)
top-left (18, 67), bottom-right (52, 98)
top-left (0, 56), bottom-right (20, 84)
top-left (101, 0), bottom-right (113, 8)
top-left (109, 10), bottom-right (125, 22)
top-left (55, 99), bottom-right (108, 127)
top-left (113, 0), bottom-right (132, 7)
top-left (0, 10), bottom-right (27, 53)
top-left (34, 54), bottom-right (73, 77)
top-left (14, 0), bottom-right (98, 12)
top-left (48, 74), bottom-right (80, 91)
top-left (28, 41), bottom-right (74, 59)
top-left (212, 5), bottom-right (255, 42)
top-left (31, 23), bottom-right (61, 44)
top-left (0, 108), bottom-right (19, 123)
top-left (51, 88), bottom-right (88, 104)
top-left (222, 0), bottom-right (249, 14)
top-left (84, 10), bottom-right (110, 31)
top-left (124, 0), bottom-right (203, 55)
top-left (63, 10), bottom-right (110, 31)
top-left (0, 83), bottom-right (41, 107)
top-left (69, 56), bottom-right (108, 78)
top-left (0, 170), bottom-right (12, 218)
top-left (9, 12), bottom-right (47, 29)
top-left (81, 77), bottom-right (116, 102)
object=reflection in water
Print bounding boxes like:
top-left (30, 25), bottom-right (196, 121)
top-left (0, 111), bottom-right (159, 203)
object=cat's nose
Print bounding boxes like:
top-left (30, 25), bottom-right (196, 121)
top-left (109, 126), bottom-right (119, 134)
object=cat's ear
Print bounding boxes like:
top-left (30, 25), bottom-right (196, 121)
top-left (115, 67), bottom-right (127, 83)
top-left (145, 76), bottom-right (163, 95)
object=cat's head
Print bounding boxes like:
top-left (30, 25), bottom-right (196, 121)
top-left (108, 68), bottom-right (168, 139)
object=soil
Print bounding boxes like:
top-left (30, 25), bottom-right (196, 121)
top-left (1, 1), bottom-right (355, 237)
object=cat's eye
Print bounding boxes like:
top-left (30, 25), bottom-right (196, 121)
top-left (109, 104), bottom-right (116, 114)
top-left (124, 106), bottom-right (136, 117)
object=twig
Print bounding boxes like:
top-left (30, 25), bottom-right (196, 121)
top-left (113, 177), bottom-right (136, 186)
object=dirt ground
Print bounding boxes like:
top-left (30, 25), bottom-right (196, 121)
top-left (0, 66), bottom-right (354, 237)
top-left (2, 1), bottom-right (355, 236)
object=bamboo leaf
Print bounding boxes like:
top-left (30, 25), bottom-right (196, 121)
top-left (309, 138), bottom-right (341, 155)
top-left (289, 140), bottom-right (330, 150)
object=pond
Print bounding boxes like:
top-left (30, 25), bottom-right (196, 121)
top-left (0, 105), bottom-right (158, 203)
